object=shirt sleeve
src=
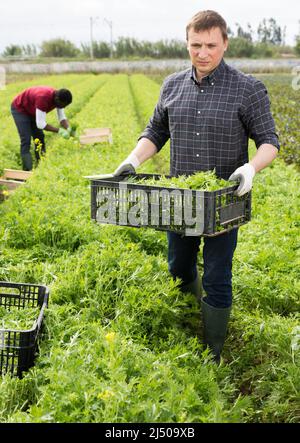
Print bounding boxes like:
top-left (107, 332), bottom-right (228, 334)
top-left (138, 81), bottom-right (170, 151)
top-left (36, 109), bottom-right (47, 129)
top-left (56, 108), bottom-right (67, 122)
top-left (241, 80), bottom-right (280, 150)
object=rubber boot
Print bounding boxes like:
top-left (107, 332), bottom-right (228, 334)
top-left (21, 153), bottom-right (33, 171)
top-left (181, 273), bottom-right (202, 302)
top-left (201, 298), bottom-right (231, 364)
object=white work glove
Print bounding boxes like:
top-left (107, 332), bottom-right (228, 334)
top-left (229, 163), bottom-right (256, 197)
top-left (113, 152), bottom-right (140, 176)
top-left (58, 128), bottom-right (70, 139)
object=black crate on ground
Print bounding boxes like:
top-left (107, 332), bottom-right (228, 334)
top-left (90, 173), bottom-right (251, 237)
top-left (0, 281), bottom-right (49, 378)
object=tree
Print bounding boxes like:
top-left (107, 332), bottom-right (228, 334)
top-left (2, 44), bottom-right (22, 57)
top-left (40, 38), bottom-right (79, 57)
top-left (295, 20), bottom-right (300, 55)
top-left (22, 44), bottom-right (38, 57)
top-left (295, 36), bottom-right (300, 56)
top-left (257, 18), bottom-right (283, 45)
top-left (81, 41), bottom-right (111, 58)
top-left (235, 23), bottom-right (253, 41)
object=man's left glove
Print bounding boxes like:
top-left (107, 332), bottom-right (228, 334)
top-left (229, 163), bottom-right (255, 197)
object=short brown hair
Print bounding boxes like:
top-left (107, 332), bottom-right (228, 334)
top-left (186, 10), bottom-right (228, 41)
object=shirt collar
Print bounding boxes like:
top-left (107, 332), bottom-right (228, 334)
top-left (190, 58), bottom-right (226, 85)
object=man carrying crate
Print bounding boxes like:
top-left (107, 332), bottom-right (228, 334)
top-left (113, 10), bottom-right (280, 364)
top-left (11, 86), bottom-right (73, 171)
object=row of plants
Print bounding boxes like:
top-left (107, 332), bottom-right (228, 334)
top-left (128, 74), bottom-right (170, 173)
top-left (0, 73), bottom-right (299, 422)
top-left (258, 75), bottom-right (300, 170)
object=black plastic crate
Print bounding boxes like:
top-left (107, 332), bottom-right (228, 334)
top-left (90, 173), bottom-right (251, 237)
top-left (0, 281), bottom-right (49, 378)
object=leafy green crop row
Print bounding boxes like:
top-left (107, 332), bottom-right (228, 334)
top-left (257, 74), bottom-right (300, 170)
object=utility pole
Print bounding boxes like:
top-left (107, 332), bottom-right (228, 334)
top-left (90, 16), bottom-right (99, 60)
top-left (104, 18), bottom-right (113, 58)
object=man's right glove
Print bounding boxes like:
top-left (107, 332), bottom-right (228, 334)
top-left (58, 128), bottom-right (70, 139)
top-left (113, 153), bottom-right (140, 176)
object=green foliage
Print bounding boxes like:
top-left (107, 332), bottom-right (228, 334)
top-left (226, 39), bottom-right (280, 58)
top-left (226, 310), bottom-right (300, 423)
top-left (114, 38), bottom-right (187, 59)
top-left (131, 170), bottom-right (231, 191)
top-left (227, 38), bottom-right (254, 58)
top-left (2, 44), bottom-right (38, 58)
top-left (260, 76), bottom-right (300, 169)
top-left (0, 305), bottom-right (40, 330)
top-left (2, 44), bottom-right (22, 57)
top-left (81, 41), bottom-right (111, 58)
top-left (40, 38), bottom-right (79, 58)
top-left (295, 36), bottom-right (300, 56)
top-left (252, 42), bottom-right (278, 58)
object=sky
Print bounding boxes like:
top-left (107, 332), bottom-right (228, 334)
top-left (0, 0), bottom-right (299, 52)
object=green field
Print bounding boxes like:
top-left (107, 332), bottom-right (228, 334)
top-left (0, 73), bottom-right (299, 423)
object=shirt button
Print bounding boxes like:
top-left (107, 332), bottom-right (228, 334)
top-left (211, 82), bottom-right (214, 86)
top-left (196, 154), bottom-right (199, 157)
top-left (196, 132), bottom-right (200, 136)
top-left (197, 111), bottom-right (201, 114)
top-left (200, 89), bottom-right (204, 93)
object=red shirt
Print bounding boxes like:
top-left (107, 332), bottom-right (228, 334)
top-left (12, 86), bottom-right (57, 117)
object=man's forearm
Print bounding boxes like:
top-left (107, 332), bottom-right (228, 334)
top-left (130, 137), bottom-right (158, 165)
top-left (249, 144), bottom-right (278, 173)
top-left (43, 124), bottom-right (59, 133)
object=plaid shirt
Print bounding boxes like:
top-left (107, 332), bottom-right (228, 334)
top-left (140, 59), bottom-right (280, 179)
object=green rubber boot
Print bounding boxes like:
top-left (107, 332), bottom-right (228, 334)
top-left (21, 153), bottom-right (33, 171)
top-left (181, 273), bottom-right (202, 302)
top-left (201, 298), bottom-right (231, 364)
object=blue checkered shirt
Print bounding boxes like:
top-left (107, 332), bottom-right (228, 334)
top-left (140, 59), bottom-right (280, 179)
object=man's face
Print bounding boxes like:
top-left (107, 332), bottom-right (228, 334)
top-left (187, 27), bottom-right (228, 80)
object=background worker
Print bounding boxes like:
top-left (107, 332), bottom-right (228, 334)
top-left (112, 10), bottom-right (280, 364)
top-left (11, 86), bottom-right (73, 170)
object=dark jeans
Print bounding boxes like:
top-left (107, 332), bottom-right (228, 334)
top-left (167, 229), bottom-right (238, 308)
top-left (11, 105), bottom-right (45, 169)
